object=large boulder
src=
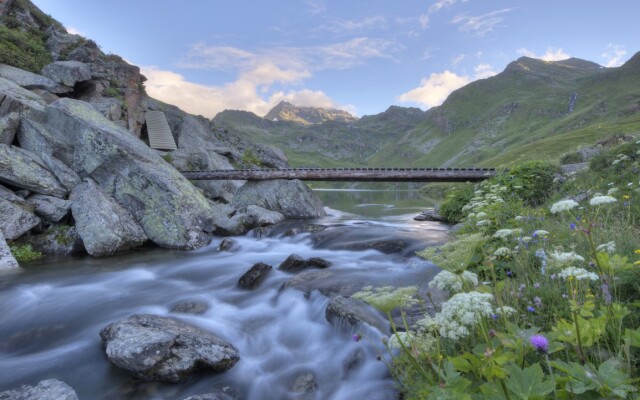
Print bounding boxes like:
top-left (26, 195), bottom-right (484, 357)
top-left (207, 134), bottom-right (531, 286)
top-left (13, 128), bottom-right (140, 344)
top-left (0, 196), bottom-right (40, 240)
top-left (237, 262), bottom-right (272, 290)
top-left (26, 194), bottom-right (71, 222)
top-left (14, 226), bottom-right (84, 256)
top-left (0, 144), bottom-right (67, 198)
top-left (100, 314), bottom-right (240, 382)
top-left (0, 77), bottom-right (46, 120)
top-left (0, 379), bottom-right (79, 400)
top-left (245, 205), bottom-right (285, 226)
top-left (0, 63), bottom-right (71, 93)
top-left (0, 231), bottom-right (19, 272)
top-left (40, 61), bottom-right (91, 87)
top-left (232, 180), bottom-right (326, 219)
top-left (18, 98), bottom-right (216, 249)
top-left (0, 113), bottom-right (20, 145)
top-left (70, 179), bottom-right (147, 257)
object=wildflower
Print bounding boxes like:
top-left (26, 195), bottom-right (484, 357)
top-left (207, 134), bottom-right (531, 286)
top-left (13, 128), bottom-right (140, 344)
top-left (506, 271), bottom-right (513, 277)
top-left (489, 329), bottom-right (496, 337)
top-left (570, 223), bottom-right (576, 230)
top-left (515, 215), bottom-right (524, 221)
top-left (596, 241), bottom-right (616, 254)
top-left (521, 236), bottom-right (533, 244)
top-left (527, 306), bottom-right (536, 313)
top-left (495, 306), bottom-right (516, 316)
top-left (494, 247), bottom-right (512, 258)
top-left (499, 186), bottom-right (507, 192)
top-left (534, 282), bottom-right (541, 289)
top-left (550, 199), bottom-right (579, 214)
top-left (589, 195), bottom-right (617, 206)
top-left (493, 229), bottom-right (515, 240)
top-left (534, 296), bottom-right (542, 308)
top-left (467, 212), bottom-right (476, 219)
top-left (557, 266), bottom-right (599, 281)
top-left (434, 291), bottom-right (494, 340)
top-left (607, 188), bottom-right (619, 195)
top-left (352, 333), bottom-right (361, 342)
top-left (514, 185), bottom-right (523, 189)
top-left (387, 332), bottom-right (412, 349)
top-left (476, 212), bottom-right (488, 219)
top-left (491, 314), bottom-right (498, 320)
top-left (634, 249), bottom-right (640, 254)
top-left (549, 251), bottom-right (585, 266)
top-left (429, 270), bottom-right (478, 293)
top-left (533, 230), bottom-right (549, 237)
top-left (352, 286), bottom-right (418, 313)
top-left (476, 220), bottom-right (490, 226)
top-left (529, 334), bottom-right (549, 354)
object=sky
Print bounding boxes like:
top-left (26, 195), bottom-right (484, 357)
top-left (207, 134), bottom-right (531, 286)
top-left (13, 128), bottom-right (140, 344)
top-left (31, 0), bottom-right (639, 119)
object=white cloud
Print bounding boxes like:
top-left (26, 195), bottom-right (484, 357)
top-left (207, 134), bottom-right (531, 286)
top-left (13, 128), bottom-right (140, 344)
top-left (142, 66), bottom-right (352, 118)
top-left (305, 0), bottom-right (326, 15)
top-left (65, 26), bottom-right (83, 35)
top-left (398, 64), bottom-right (497, 109)
top-left (324, 16), bottom-right (387, 33)
top-left (419, 14), bottom-right (430, 28)
top-left (429, 0), bottom-right (457, 13)
top-left (452, 8), bottom-right (512, 37)
top-left (452, 54), bottom-right (465, 66)
top-left (516, 47), bottom-right (570, 61)
top-left (601, 43), bottom-right (627, 67)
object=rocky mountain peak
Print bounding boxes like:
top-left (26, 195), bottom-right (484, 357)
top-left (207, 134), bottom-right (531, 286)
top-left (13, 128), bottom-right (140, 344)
top-left (263, 100), bottom-right (358, 125)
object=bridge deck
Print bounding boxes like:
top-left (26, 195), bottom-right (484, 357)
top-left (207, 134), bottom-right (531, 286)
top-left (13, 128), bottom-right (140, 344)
top-left (180, 168), bottom-right (498, 182)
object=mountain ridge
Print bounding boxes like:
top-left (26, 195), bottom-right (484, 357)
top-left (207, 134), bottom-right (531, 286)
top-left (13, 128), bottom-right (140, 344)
top-left (263, 100), bottom-right (358, 125)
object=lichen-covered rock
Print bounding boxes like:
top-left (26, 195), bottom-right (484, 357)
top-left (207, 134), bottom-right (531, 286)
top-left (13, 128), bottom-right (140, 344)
top-left (0, 77), bottom-right (46, 120)
top-left (232, 180), bottom-right (326, 219)
top-left (40, 61), bottom-right (91, 87)
top-left (245, 205), bottom-right (285, 227)
top-left (0, 196), bottom-right (40, 240)
top-left (0, 144), bottom-right (67, 197)
top-left (325, 296), bottom-right (389, 334)
top-left (170, 301), bottom-right (209, 315)
top-left (0, 378), bottom-right (79, 400)
top-left (237, 262), bottom-right (272, 289)
top-left (70, 179), bottom-right (146, 257)
top-left (45, 29), bottom-right (84, 61)
top-left (26, 194), bottom-right (71, 222)
top-left (14, 225), bottom-right (84, 256)
top-left (182, 391), bottom-right (236, 400)
top-left (100, 314), bottom-right (240, 382)
top-left (0, 63), bottom-right (71, 93)
top-left (0, 231), bottom-right (20, 272)
top-left (0, 112), bottom-right (20, 145)
top-left (19, 98), bottom-right (216, 249)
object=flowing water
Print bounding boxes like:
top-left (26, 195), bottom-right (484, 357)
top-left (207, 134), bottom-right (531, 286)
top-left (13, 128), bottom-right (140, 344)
top-left (0, 190), bottom-right (448, 399)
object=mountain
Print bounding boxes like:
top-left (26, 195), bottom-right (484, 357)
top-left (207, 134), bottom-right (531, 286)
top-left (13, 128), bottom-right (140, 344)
top-left (263, 101), bottom-right (358, 125)
top-left (216, 55), bottom-right (640, 168)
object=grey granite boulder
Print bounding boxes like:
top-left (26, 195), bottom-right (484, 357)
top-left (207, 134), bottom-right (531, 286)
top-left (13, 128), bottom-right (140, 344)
top-left (0, 378), bottom-right (78, 400)
top-left (232, 179), bottom-right (326, 219)
top-left (182, 391), bottom-right (235, 400)
top-left (0, 77), bottom-right (46, 120)
top-left (70, 179), bottom-right (147, 257)
top-left (0, 63), bottom-right (71, 93)
top-left (0, 231), bottom-right (19, 272)
top-left (0, 113), bottom-right (19, 145)
top-left (245, 205), bottom-right (285, 226)
top-left (0, 197), bottom-right (40, 240)
top-left (14, 226), bottom-right (84, 256)
top-left (26, 194), bottom-right (72, 222)
top-left (0, 144), bottom-right (67, 198)
top-left (18, 98), bottom-right (216, 249)
top-left (237, 262), bottom-right (272, 290)
top-left (100, 314), bottom-right (240, 382)
top-left (41, 61), bottom-right (91, 87)
top-left (325, 296), bottom-right (389, 334)
top-left (278, 254), bottom-right (308, 273)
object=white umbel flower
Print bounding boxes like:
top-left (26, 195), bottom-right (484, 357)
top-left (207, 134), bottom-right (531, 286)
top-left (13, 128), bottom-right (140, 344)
top-left (550, 199), bottom-right (579, 214)
top-left (596, 241), bottom-right (616, 254)
top-left (493, 229), bottom-right (515, 239)
top-left (434, 292), bottom-right (494, 340)
top-left (550, 251), bottom-right (585, 266)
top-left (476, 220), bottom-right (490, 226)
top-left (557, 266), bottom-right (599, 281)
top-left (589, 195), bottom-right (617, 206)
top-left (429, 270), bottom-right (478, 293)
top-left (494, 247), bottom-right (512, 257)
top-left (533, 230), bottom-right (550, 237)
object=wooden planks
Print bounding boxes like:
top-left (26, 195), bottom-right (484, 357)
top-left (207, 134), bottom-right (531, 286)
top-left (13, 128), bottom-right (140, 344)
top-left (146, 111), bottom-right (177, 150)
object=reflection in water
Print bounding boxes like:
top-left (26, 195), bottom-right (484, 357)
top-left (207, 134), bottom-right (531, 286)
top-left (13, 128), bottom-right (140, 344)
top-left (315, 189), bottom-right (438, 218)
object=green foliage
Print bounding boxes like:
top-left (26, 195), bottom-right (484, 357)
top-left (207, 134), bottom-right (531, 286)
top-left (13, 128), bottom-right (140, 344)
top-left (489, 161), bottom-right (559, 206)
top-left (161, 153), bottom-right (174, 164)
top-left (589, 141), bottom-right (639, 172)
top-left (9, 244), bottom-right (43, 262)
top-left (103, 86), bottom-right (122, 98)
top-left (0, 24), bottom-right (51, 72)
top-left (559, 151), bottom-right (584, 165)
top-left (241, 150), bottom-right (263, 167)
top-left (438, 183), bottom-right (475, 222)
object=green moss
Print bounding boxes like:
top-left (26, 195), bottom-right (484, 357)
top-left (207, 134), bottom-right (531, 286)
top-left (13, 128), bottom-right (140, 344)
top-left (9, 244), bottom-right (43, 262)
top-left (161, 153), bottom-right (174, 164)
top-left (0, 24), bottom-right (51, 72)
top-left (103, 86), bottom-right (121, 98)
top-left (241, 150), bottom-right (263, 167)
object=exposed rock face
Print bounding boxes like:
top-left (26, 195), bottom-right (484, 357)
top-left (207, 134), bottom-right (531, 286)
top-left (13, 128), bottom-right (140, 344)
top-left (19, 98), bottom-right (216, 250)
top-left (278, 254), bottom-right (308, 273)
top-left (265, 100), bottom-right (358, 125)
top-left (40, 61), bottom-right (91, 87)
top-left (0, 231), bottom-right (20, 272)
top-left (325, 296), bottom-right (389, 334)
top-left (45, 29), bottom-right (83, 61)
top-left (237, 262), bottom-right (272, 289)
top-left (14, 226), bottom-right (84, 256)
top-left (0, 113), bottom-right (19, 145)
top-left (100, 314), bottom-right (240, 382)
top-left (232, 180), bottom-right (325, 219)
top-left (182, 392), bottom-right (235, 400)
top-left (0, 144), bottom-right (67, 197)
top-left (0, 77), bottom-right (46, 120)
top-left (414, 209), bottom-right (447, 222)
top-left (245, 205), bottom-right (284, 227)
top-left (70, 179), bottom-right (147, 257)
top-left (26, 194), bottom-right (71, 222)
top-left (0, 196), bottom-right (40, 240)
top-left (0, 63), bottom-right (71, 93)
top-left (170, 301), bottom-right (209, 315)
top-left (0, 379), bottom-right (79, 400)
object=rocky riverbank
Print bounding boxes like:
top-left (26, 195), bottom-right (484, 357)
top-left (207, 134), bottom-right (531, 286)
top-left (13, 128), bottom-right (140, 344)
top-left (0, 0), bottom-right (325, 272)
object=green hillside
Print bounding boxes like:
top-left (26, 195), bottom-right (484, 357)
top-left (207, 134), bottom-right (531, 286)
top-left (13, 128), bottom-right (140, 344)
top-left (213, 53), bottom-right (640, 168)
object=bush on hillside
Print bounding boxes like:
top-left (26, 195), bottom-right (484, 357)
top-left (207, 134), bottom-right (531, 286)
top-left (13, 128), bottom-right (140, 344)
top-left (589, 141), bottom-right (639, 172)
top-left (0, 24), bottom-right (51, 73)
top-left (490, 161), bottom-right (559, 206)
top-left (438, 183), bottom-right (475, 223)
top-left (560, 151), bottom-right (584, 164)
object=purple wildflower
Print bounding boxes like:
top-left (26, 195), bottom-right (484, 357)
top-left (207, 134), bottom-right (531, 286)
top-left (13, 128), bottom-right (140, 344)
top-left (489, 329), bottom-right (496, 337)
top-left (507, 271), bottom-right (513, 277)
top-left (527, 306), bottom-right (536, 313)
top-left (529, 334), bottom-right (549, 354)
top-left (534, 296), bottom-right (542, 308)
top-left (491, 314), bottom-right (498, 320)
top-left (534, 282), bottom-right (541, 289)
top-left (570, 223), bottom-right (576, 230)
top-left (352, 333), bottom-right (361, 342)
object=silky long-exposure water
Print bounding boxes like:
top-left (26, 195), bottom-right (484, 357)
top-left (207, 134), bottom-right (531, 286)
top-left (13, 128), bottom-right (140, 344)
top-left (0, 190), bottom-right (448, 399)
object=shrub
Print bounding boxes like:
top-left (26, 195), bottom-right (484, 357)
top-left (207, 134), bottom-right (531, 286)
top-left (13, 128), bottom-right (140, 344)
top-left (438, 183), bottom-right (475, 223)
top-left (560, 151), bottom-right (584, 164)
top-left (9, 244), bottom-right (43, 262)
top-left (241, 150), bottom-right (262, 167)
top-left (589, 142), bottom-right (638, 172)
top-left (0, 24), bottom-right (51, 72)
top-left (490, 161), bottom-right (559, 206)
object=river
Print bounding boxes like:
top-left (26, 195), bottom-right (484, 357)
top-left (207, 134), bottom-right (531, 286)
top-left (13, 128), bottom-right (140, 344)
top-left (0, 189), bottom-right (448, 399)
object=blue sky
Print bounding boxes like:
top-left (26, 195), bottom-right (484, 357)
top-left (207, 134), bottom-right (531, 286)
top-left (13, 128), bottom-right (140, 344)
top-left (32, 0), bottom-right (639, 118)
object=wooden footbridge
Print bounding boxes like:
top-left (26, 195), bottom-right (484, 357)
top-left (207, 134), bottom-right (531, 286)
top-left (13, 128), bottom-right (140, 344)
top-left (180, 168), bottom-right (498, 182)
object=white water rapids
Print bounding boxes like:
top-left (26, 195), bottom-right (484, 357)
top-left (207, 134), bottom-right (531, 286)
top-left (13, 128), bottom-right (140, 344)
top-left (0, 192), bottom-right (448, 399)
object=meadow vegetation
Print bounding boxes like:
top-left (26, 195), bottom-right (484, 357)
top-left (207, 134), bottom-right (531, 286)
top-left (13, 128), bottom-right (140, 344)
top-left (353, 139), bottom-right (640, 399)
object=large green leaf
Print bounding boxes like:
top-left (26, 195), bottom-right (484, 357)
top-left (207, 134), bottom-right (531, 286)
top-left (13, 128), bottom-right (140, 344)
top-left (504, 363), bottom-right (555, 400)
